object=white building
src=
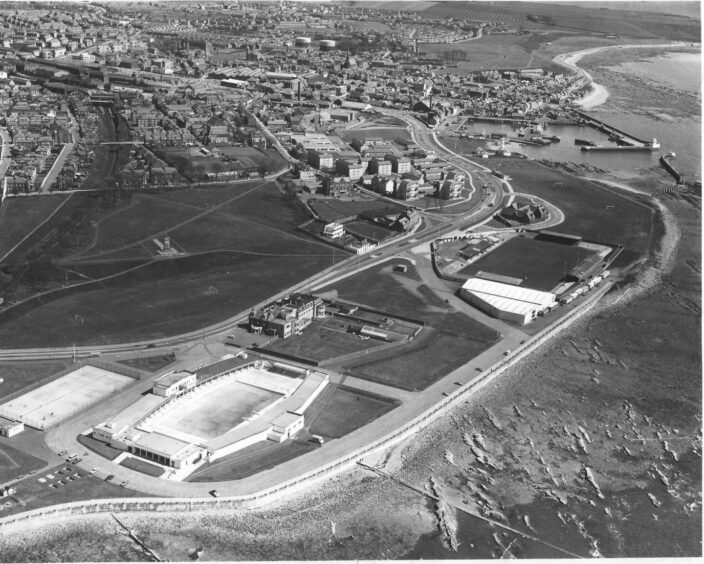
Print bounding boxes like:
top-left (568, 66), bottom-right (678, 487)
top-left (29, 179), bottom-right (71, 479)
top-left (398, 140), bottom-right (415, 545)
top-left (322, 222), bottom-right (345, 238)
top-left (153, 370), bottom-right (196, 397)
top-left (0, 417), bottom-right (24, 437)
top-left (461, 277), bottom-right (556, 324)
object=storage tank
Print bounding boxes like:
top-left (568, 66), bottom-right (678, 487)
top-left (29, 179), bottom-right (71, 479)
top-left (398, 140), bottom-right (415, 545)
top-left (319, 39), bottom-right (337, 51)
top-left (294, 36), bottom-right (312, 47)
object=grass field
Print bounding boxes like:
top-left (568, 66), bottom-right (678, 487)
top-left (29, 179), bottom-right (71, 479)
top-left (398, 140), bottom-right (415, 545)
top-left (117, 354), bottom-right (177, 373)
top-left (0, 180), bottom-right (348, 346)
top-left (263, 318), bottom-right (394, 362)
top-left (0, 196), bottom-right (70, 262)
top-left (459, 235), bottom-right (599, 292)
top-left (150, 181), bottom-right (263, 209)
top-left (87, 195), bottom-right (201, 254)
top-left (308, 198), bottom-right (406, 222)
top-left (0, 442), bottom-right (46, 482)
top-left (0, 360), bottom-right (73, 399)
top-left (0, 247), bottom-right (345, 347)
top-left (186, 439), bottom-right (317, 482)
top-left (120, 456), bottom-right (165, 477)
top-left (318, 259), bottom-right (501, 390)
top-left (343, 219), bottom-right (398, 243)
top-left (307, 385), bottom-right (399, 439)
top-left (492, 160), bottom-right (656, 255)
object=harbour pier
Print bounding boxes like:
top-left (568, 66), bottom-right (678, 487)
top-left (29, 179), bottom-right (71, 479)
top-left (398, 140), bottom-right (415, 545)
top-left (660, 153), bottom-right (684, 184)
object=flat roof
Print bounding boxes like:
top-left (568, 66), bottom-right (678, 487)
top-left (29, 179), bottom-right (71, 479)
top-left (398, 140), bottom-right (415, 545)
top-left (133, 431), bottom-right (194, 458)
top-left (195, 357), bottom-right (252, 380)
top-left (108, 394), bottom-right (164, 431)
top-left (462, 278), bottom-right (556, 307)
top-left (155, 370), bottom-right (194, 388)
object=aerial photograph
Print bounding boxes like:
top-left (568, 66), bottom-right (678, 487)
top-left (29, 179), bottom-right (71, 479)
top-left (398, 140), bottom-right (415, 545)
top-left (0, 0), bottom-right (699, 560)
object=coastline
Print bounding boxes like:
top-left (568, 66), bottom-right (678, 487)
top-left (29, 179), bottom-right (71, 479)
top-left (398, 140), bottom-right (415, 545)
top-left (555, 42), bottom-right (692, 109)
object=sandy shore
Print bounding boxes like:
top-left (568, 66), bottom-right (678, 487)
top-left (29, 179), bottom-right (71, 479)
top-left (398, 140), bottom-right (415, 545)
top-left (554, 42), bottom-right (689, 109)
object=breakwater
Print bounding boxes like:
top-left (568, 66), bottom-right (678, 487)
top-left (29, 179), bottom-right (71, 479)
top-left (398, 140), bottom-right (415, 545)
top-left (659, 154), bottom-right (684, 184)
top-left (571, 109), bottom-right (651, 147)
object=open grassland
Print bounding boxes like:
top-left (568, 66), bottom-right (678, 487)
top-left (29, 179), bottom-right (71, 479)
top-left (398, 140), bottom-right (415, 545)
top-left (0, 249), bottom-right (346, 347)
top-left (84, 195), bottom-right (206, 255)
top-left (307, 385), bottom-right (399, 439)
top-left (0, 359), bottom-right (72, 398)
top-left (0, 181), bottom-right (348, 346)
top-left (419, 1), bottom-right (700, 40)
top-left (459, 236), bottom-right (599, 291)
top-left (149, 181), bottom-right (263, 209)
top-left (493, 160), bottom-right (656, 255)
top-left (0, 442), bottom-right (46, 482)
top-left (0, 196), bottom-right (70, 262)
top-left (318, 259), bottom-right (501, 390)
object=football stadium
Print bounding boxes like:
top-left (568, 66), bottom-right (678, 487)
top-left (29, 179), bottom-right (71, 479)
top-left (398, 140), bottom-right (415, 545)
top-left (92, 358), bottom-right (329, 480)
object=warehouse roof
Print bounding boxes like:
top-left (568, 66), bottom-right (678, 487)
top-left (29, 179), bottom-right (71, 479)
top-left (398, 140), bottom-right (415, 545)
top-left (463, 278), bottom-right (556, 305)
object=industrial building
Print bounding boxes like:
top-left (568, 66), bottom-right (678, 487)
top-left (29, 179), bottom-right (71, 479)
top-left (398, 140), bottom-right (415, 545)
top-left (461, 276), bottom-right (557, 324)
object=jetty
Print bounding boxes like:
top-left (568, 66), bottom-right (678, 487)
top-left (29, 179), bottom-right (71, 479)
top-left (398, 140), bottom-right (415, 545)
top-left (571, 109), bottom-right (659, 150)
top-left (660, 153), bottom-right (684, 184)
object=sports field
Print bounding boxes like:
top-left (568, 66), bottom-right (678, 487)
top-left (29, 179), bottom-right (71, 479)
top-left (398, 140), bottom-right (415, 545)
top-left (155, 382), bottom-right (282, 441)
top-left (0, 366), bottom-right (134, 429)
top-left (459, 235), bottom-right (599, 292)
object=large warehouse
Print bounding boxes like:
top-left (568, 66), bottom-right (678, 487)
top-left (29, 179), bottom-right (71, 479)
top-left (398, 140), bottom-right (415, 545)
top-left (461, 277), bottom-right (557, 324)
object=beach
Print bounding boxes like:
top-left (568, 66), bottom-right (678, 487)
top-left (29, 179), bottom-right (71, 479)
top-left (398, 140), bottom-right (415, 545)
top-left (555, 42), bottom-right (692, 109)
